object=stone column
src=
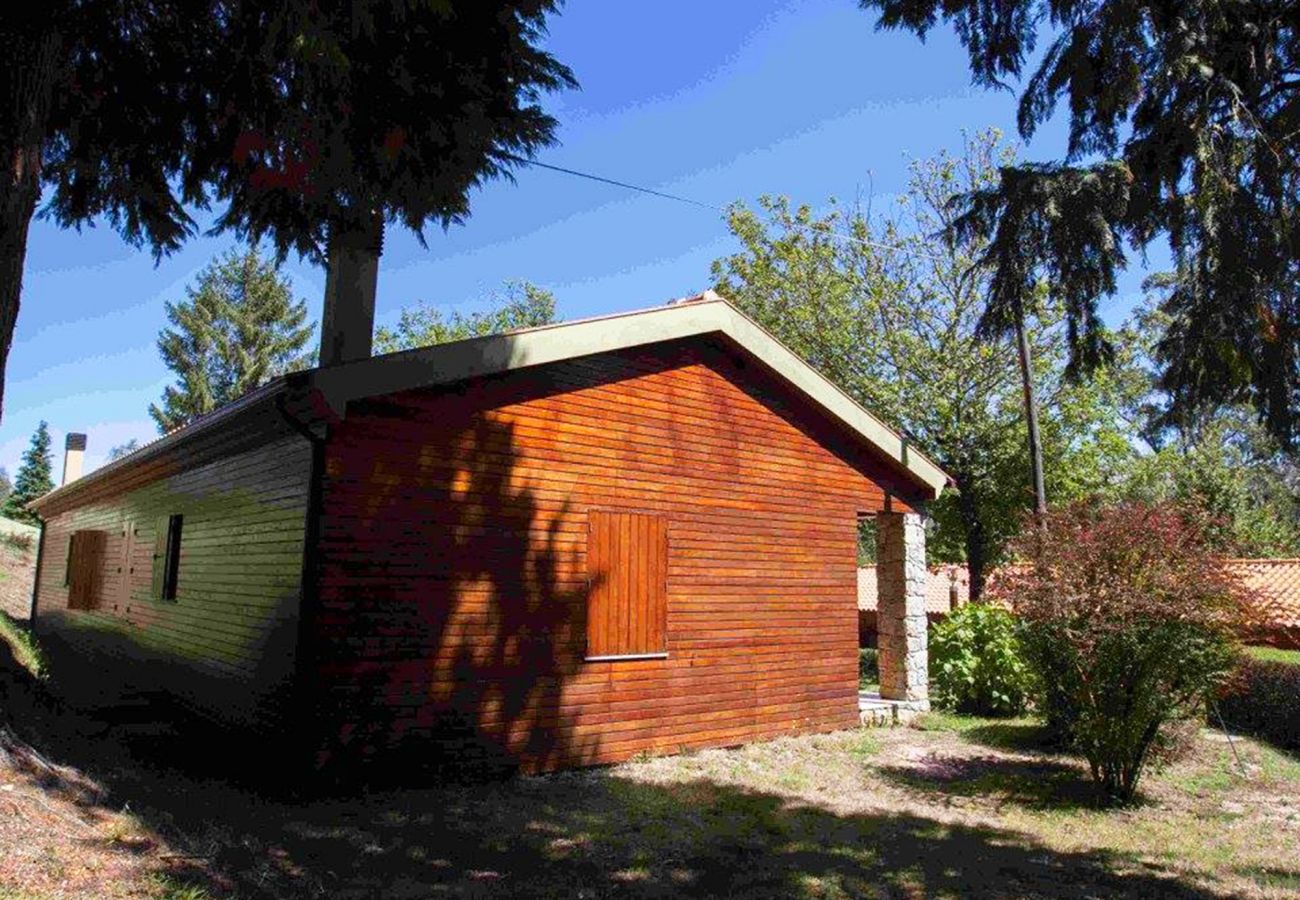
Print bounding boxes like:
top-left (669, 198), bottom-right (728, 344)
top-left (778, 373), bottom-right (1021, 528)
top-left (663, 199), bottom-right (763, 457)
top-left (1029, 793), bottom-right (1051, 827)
top-left (876, 511), bottom-right (928, 706)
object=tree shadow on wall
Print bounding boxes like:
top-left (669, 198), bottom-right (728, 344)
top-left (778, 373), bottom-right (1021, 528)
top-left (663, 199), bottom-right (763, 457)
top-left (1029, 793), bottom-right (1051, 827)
top-left (310, 397), bottom-right (597, 782)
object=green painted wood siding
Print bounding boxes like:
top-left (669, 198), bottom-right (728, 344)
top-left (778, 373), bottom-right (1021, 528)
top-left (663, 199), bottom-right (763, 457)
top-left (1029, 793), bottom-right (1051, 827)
top-left (34, 435), bottom-right (313, 731)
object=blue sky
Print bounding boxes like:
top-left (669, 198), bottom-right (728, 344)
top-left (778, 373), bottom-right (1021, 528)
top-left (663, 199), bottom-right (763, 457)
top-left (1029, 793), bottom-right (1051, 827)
top-left (1, 0), bottom-right (1153, 477)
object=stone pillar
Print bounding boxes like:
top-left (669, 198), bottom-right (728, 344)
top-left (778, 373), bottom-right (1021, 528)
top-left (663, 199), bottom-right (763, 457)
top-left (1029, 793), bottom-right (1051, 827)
top-left (876, 511), bottom-right (928, 706)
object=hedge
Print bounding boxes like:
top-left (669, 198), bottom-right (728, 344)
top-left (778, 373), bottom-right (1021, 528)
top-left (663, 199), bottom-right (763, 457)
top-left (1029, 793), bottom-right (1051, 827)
top-left (1216, 656), bottom-right (1300, 752)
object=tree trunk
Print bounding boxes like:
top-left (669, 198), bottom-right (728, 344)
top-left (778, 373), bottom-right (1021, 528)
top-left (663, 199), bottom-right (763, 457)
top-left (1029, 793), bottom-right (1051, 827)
top-left (0, 18), bottom-right (61, 423)
top-left (1013, 304), bottom-right (1048, 518)
top-left (319, 211), bottom-right (384, 367)
top-left (955, 473), bottom-right (988, 602)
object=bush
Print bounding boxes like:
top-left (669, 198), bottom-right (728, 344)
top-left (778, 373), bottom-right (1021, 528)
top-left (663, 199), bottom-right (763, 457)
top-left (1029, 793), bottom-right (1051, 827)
top-left (0, 531), bottom-right (32, 553)
top-left (1216, 656), bottom-right (1300, 751)
top-left (992, 501), bottom-right (1249, 804)
top-left (858, 648), bottom-right (878, 690)
top-left (928, 603), bottom-right (1032, 716)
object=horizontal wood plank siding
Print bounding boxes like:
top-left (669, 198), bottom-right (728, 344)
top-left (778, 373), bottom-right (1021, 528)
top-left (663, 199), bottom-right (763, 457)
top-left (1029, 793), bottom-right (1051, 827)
top-left (34, 434), bottom-right (313, 731)
top-left (311, 338), bottom-right (910, 773)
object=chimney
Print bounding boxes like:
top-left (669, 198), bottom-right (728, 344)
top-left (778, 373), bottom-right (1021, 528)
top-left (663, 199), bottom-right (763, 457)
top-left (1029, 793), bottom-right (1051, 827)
top-left (319, 212), bottom-right (384, 367)
top-left (62, 433), bottom-right (87, 485)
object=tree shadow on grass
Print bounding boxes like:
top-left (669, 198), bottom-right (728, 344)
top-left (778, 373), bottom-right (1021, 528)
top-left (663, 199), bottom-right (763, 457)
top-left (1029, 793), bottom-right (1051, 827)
top-left (876, 753), bottom-right (1107, 812)
top-left (961, 720), bottom-right (1064, 754)
top-left (0, 685), bottom-right (1244, 899)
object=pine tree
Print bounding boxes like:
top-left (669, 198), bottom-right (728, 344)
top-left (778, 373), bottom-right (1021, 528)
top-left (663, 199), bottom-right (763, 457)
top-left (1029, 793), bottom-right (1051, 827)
top-left (150, 247), bottom-right (314, 433)
top-left (3, 421), bottom-right (53, 524)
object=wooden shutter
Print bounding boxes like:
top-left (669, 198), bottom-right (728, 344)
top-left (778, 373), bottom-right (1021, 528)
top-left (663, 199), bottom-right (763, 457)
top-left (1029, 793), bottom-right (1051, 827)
top-left (67, 530), bottom-right (107, 610)
top-left (586, 511), bottom-right (668, 659)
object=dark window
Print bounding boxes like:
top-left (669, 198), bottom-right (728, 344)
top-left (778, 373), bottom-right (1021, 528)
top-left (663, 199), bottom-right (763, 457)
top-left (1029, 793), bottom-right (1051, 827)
top-left (586, 510), bottom-right (668, 660)
top-left (152, 514), bottom-right (183, 601)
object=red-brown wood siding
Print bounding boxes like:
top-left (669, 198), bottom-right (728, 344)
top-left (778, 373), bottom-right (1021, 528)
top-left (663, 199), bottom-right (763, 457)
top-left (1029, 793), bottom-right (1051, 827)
top-left (309, 337), bottom-right (916, 773)
top-left (586, 510), bottom-right (668, 658)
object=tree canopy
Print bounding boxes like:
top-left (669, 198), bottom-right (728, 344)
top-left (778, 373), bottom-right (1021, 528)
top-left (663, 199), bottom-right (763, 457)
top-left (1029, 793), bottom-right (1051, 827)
top-left (1, 1), bottom-right (573, 419)
top-left (861, 0), bottom-right (1300, 448)
top-left (195, 2), bottom-right (576, 262)
top-left (374, 281), bottom-right (559, 354)
top-left (150, 247), bottom-right (313, 433)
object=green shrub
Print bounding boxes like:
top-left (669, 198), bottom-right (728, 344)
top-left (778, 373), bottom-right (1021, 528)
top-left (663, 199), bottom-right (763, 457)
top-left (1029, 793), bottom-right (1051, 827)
top-left (994, 501), bottom-right (1248, 804)
top-left (928, 603), bottom-right (1032, 717)
top-left (1216, 656), bottom-right (1300, 751)
top-left (0, 609), bottom-right (45, 679)
top-left (859, 648), bottom-right (879, 690)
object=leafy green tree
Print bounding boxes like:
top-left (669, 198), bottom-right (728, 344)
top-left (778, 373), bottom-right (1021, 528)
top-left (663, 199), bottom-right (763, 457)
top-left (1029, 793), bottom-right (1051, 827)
top-left (859, 0), bottom-right (1300, 449)
top-left (107, 439), bottom-right (140, 462)
top-left (0, 467), bottom-right (12, 507)
top-left (374, 281), bottom-right (559, 354)
top-left (1122, 409), bottom-right (1300, 557)
top-left (714, 132), bottom-right (1139, 596)
top-left (1102, 293), bottom-right (1300, 556)
top-left (3, 422), bottom-right (53, 524)
top-left (150, 247), bottom-right (314, 433)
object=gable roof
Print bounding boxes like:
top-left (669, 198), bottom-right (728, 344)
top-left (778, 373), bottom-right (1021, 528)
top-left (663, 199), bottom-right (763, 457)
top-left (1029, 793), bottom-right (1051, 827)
top-left (31, 293), bottom-right (949, 512)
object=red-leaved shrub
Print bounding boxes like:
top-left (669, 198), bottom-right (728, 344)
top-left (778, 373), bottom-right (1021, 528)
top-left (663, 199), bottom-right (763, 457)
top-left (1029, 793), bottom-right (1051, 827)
top-left (990, 501), bottom-right (1251, 803)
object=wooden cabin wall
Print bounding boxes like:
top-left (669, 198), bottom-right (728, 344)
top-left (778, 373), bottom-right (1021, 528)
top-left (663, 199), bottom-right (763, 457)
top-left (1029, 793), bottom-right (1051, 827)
top-left (33, 434), bottom-right (313, 732)
top-left (309, 337), bottom-right (918, 774)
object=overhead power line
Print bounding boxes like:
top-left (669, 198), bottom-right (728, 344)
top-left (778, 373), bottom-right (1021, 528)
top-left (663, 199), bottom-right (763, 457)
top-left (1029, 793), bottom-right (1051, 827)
top-left (504, 152), bottom-right (957, 264)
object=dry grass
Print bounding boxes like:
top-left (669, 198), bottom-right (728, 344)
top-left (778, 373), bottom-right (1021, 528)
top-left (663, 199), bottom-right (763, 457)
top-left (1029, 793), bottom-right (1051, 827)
top-left (0, 656), bottom-right (1298, 898)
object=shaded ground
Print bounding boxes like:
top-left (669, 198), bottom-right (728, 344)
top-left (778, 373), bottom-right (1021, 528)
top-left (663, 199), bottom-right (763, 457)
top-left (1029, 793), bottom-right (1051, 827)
top-left (1, 648), bottom-right (1298, 899)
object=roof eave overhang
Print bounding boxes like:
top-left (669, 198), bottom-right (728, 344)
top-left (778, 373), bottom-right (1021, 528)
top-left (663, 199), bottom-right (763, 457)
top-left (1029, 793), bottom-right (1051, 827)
top-left (29, 297), bottom-right (949, 514)
top-left (304, 299), bottom-right (949, 500)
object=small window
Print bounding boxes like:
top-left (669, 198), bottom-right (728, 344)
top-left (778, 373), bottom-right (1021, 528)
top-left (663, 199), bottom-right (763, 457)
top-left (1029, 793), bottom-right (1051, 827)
top-left (152, 514), bottom-right (183, 601)
top-left (66, 530), bottom-right (107, 610)
top-left (586, 510), bottom-right (668, 660)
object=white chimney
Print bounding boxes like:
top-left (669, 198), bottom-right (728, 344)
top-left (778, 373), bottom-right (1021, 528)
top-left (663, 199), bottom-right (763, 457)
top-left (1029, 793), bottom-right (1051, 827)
top-left (62, 433), bottom-right (86, 485)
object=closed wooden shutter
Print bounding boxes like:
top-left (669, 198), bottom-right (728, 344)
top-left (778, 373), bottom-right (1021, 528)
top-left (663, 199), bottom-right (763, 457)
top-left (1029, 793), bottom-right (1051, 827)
top-left (586, 511), bottom-right (668, 659)
top-left (67, 530), bottom-right (107, 610)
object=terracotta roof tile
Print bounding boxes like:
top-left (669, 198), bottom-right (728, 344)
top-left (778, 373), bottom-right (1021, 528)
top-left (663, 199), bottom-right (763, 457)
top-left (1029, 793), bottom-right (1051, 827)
top-left (1228, 558), bottom-right (1300, 629)
top-left (859, 559), bottom-right (1300, 631)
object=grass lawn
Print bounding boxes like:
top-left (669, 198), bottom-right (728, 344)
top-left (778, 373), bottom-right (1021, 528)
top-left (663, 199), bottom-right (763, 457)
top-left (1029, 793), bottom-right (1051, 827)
top-left (0, 612), bottom-right (43, 680)
top-left (1, 652), bottom-right (1298, 900)
top-left (1248, 645), bottom-right (1300, 666)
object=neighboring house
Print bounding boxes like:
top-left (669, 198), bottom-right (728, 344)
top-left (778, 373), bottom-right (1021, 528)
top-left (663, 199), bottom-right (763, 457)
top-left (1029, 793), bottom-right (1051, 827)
top-left (858, 564), bottom-right (968, 646)
top-left (859, 559), bottom-right (1300, 649)
top-left (1231, 558), bottom-right (1300, 649)
top-left (29, 295), bottom-right (946, 777)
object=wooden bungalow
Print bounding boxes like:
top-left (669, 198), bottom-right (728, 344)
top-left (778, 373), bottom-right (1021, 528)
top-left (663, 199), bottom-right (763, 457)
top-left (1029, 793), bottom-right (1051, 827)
top-left (29, 293), bottom-right (945, 776)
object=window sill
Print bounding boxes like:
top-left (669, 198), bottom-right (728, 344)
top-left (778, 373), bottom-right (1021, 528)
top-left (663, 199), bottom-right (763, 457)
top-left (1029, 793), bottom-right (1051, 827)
top-left (584, 652), bottom-right (669, 662)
